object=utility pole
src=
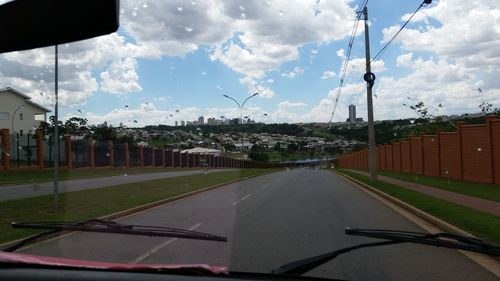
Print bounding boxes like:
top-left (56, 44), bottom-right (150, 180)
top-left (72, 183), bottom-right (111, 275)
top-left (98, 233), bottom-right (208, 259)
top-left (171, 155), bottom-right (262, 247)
top-left (53, 44), bottom-right (59, 208)
top-left (363, 7), bottom-right (377, 181)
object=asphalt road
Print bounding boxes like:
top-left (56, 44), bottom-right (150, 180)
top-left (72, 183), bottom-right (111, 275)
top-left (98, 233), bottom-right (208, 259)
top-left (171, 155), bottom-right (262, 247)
top-left (0, 169), bottom-right (233, 201)
top-left (17, 169), bottom-right (497, 281)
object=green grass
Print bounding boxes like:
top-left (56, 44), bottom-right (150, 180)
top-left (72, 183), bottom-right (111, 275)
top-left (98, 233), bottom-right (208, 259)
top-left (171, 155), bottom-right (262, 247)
top-left (0, 168), bottom-right (276, 245)
top-left (336, 169), bottom-right (500, 244)
top-left (0, 167), bottom-right (205, 185)
top-left (364, 169), bottom-right (500, 203)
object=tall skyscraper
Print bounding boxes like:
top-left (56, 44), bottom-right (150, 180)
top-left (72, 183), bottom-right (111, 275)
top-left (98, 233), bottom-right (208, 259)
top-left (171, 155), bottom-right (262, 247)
top-left (348, 104), bottom-right (356, 123)
top-left (198, 116), bottom-right (204, 125)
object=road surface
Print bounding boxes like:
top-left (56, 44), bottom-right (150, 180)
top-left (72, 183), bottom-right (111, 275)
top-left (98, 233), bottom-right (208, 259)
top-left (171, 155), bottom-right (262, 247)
top-left (17, 169), bottom-right (497, 280)
top-left (0, 169), bottom-right (233, 201)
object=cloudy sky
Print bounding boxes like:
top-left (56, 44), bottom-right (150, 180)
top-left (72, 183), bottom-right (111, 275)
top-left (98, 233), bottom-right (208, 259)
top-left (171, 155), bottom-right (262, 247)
top-left (1, 0), bottom-right (499, 126)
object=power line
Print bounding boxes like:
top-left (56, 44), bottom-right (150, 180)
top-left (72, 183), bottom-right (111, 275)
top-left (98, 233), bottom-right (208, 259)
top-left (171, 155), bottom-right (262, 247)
top-left (327, 1), bottom-right (368, 126)
top-left (371, 0), bottom-right (431, 62)
top-left (335, 0), bottom-right (432, 121)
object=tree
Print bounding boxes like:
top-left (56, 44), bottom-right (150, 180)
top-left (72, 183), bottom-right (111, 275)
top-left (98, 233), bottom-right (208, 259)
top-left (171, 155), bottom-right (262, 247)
top-left (64, 117), bottom-right (89, 136)
top-left (288, 143), bottom-right (299, 152)
top-left (89, 124), bottom-right (117, 143)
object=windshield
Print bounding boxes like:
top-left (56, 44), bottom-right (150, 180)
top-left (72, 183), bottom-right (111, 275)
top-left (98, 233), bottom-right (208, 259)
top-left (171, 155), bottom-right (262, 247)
top-left (1, 0), bottom-right (500, 280)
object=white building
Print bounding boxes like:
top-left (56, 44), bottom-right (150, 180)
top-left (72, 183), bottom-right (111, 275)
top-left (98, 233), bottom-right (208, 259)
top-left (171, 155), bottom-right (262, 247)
top-left (0, 87), bottom-right (50, 134)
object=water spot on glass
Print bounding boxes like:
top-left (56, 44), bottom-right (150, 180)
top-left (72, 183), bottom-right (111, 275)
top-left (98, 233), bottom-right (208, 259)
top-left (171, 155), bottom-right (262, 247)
top-left (240, 13), bottom-right (246, 19)
top-left (65, 43), bottom-right (70, 48)
top-left (142, 2), bottom-right (148, 8)
top-left (33, 74), bottom-right (38, 79)
top-left (120, 8), bottom-right (125, 14)
top-left (177, 6), bottom-right (184, 12)
top-left (239, 5), bottom-right (246, 11)
top-left (185, 26), bottom-right (194, 32)
top-left (191, 0), bottom-right (196, 5)
top-left (132, 10), bottom-right (137, 16)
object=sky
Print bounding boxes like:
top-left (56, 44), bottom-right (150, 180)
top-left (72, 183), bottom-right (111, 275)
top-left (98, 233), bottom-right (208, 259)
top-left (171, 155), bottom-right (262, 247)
top-left (0, 0), bottom-right (499, 127)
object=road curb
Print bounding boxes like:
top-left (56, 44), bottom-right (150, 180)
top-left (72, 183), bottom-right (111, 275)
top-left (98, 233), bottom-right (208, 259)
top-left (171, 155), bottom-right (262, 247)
top-left (332, 170), bottom-right (474, 236)
top-left (331, 170), bottom-right (500, 277)
top-left (0, 169), bottom-right (280, 251)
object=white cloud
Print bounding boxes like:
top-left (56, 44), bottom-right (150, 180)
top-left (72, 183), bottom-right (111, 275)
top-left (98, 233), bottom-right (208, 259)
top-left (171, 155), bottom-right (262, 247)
top-left (336, 48), bottom-right (346, 59)
top-left (346, 58), bottom-right (386, 76)
top-left (373, 56), bottom-right (500, 120)
top-left (321, 70), bottom-right (336, 79)
top-left (210, 1), bottom-right (355, 78)
top-left (239, 76), bottom-right (275, 98)
top-left (396, 53), bottom-right (413, 67)
top-left (121, 0), bottom-right (234, 59)
top-left (0, 33), bottom-right (138, 108)
top-left (278, 101), bottom-right (308, 109)
top-left (100, 57), bottom-right (142, 94)
top-left (382, 0), bottom-right (500, 89)
top-left (281, 67), bottom-right (304, 78)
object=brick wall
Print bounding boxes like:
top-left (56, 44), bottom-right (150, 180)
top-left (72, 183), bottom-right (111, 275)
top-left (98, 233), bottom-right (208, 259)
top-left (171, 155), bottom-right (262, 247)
top-left (337, 115), bottom-right (500, 185)
top-left (439, 132), bottom-right (461, 180)
top-left (401, 141), bottom-right (411, 173)
top-left (461, 125), bottom-right (492, 183)
top-left (410, 136), bottom-right (423, 175)
top-left (422, 135), bottom-right (440, 177)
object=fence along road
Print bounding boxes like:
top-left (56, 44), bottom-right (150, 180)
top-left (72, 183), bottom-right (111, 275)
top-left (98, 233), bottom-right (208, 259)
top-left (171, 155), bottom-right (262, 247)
top-left (0, 169), bottom-right (235, 201)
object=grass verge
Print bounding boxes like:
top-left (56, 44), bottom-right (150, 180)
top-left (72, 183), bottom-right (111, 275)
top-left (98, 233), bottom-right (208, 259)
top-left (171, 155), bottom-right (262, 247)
top-left (336, 169), bottom-right (500, 244)
top-left (0, 167), bottom-right (204, 185)
top-left (0, 168), bottom-right (276, 244)
top-left (351, 169), bottom-right (500, 203)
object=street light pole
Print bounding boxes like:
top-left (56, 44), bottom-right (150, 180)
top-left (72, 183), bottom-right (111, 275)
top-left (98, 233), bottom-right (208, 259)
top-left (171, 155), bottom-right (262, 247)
top-left (223, 93), bottom-right (259, 153)
top-left (11, 105), bottom-right (24, 165)
top-left (11, 105), bottom-right (24, 134)
top-left (363, 7), bottom-right (377, 181)
top-left (53, 44), bottom-right (60, 208)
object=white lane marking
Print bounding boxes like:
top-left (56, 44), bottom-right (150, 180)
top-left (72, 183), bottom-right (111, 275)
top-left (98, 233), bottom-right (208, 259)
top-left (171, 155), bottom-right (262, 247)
top-left (231, 194), bottom-right (252, 206)
top-left (262, 183), bottom-right (271, 188)
top-left (130, 223), bottom-right (202, 264)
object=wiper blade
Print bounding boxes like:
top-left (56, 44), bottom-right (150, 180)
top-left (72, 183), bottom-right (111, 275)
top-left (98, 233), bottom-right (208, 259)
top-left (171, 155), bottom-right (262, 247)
top-left (273, 228), bottom-right (500, 276)
top-left (4, 219), bottom-right (227, 252)
top-left (346, 228), bottom-right (500, 256)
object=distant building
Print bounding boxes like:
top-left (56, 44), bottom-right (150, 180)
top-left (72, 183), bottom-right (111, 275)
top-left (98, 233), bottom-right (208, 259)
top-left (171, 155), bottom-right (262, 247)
top-left (0, 87), bottom-right (51, 134)
top-left (181, 121), bottom-right (185, 126)
top-left (198, 116), bottom-right (204, 125)
top-left (348, 104), bottom-right (356, 123)
top-left (207, 117), bottom-right (216, 126)
top-left (175, 121), bottom-right (178, 126)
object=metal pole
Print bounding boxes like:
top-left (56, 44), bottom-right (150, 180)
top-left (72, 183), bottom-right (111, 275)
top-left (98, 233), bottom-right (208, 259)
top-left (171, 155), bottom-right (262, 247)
top-left (223, 93), bottom-right (258, 154)
top-left (27, 132), bottom-right (30, 166)
top-left (16, 133), bottom-right (20, 168)
top-left (53, 45), bottom-right (59, 208)
top-left (363, 7), bottom-right (377, 181)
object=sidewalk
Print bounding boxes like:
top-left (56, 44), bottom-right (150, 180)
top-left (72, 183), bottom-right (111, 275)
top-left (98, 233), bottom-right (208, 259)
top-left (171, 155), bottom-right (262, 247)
top-left (348, 170), bottom-right (500, 217)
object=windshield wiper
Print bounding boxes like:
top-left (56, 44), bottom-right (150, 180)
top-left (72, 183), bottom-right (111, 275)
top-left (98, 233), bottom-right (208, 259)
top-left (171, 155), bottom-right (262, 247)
top-left (272, 228), bottom-right (500, 276)
top-left (4, 219), bottom-right (227, 252)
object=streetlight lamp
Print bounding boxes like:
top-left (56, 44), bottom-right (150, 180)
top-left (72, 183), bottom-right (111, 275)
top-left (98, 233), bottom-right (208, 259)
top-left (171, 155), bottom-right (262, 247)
top-left (11, 105), bottom-right (24, 167)
top-left (223, 92), bottom-right (258, 125)
top-left (11, 105), bottom-right (24, 134)
top-left (223, 93), bottom-right (259, 153)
